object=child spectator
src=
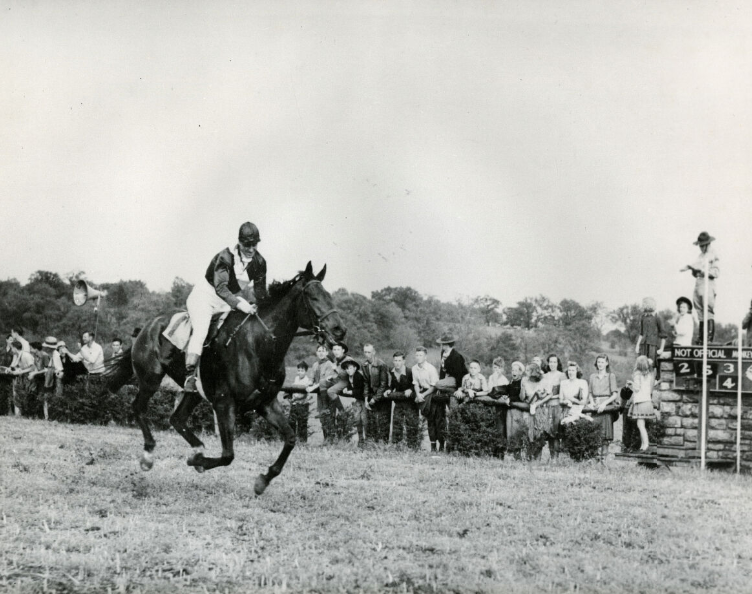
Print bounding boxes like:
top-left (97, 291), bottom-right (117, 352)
top-left (386, 352), bottom-right (419, 449)
top-left (673, 297), bottom-right (695, 347)
top-left (284, 361), bottom-right (312, 443)
top-left (627, 356), bottom-right (656, 452)
top-left (635, 297), bottom-right (666, 379)
top-left (455, 360), bottom-right (487, 403)
top-left (341, 359), bottom-right (366, 445)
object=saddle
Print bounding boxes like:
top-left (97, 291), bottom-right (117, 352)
top-left (162, 310), bottom-right (230, 352)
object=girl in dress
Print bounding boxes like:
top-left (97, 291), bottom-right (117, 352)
top-left (536, 354), bottom-right (566, 459)
top-left (628, 356), bottom-right (656, 451)
top-left (673, 296), bottom-right (695, 347)
top-left (588, 354), bottom-right (620, 460)
top-left (522, 362), bottom-right (549, 459)
top-left (560, 361), bottom-right (590, 425)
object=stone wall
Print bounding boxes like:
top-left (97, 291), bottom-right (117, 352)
top-left (655, 362), bottom-right (751, 469)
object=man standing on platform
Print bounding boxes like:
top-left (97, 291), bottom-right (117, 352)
top-left (362, 344), bottom-right (390, 443)
top-left (681, 231), bottom-right (720, 344)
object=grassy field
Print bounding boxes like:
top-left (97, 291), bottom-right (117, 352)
top-left (2, 417), bottom-right (752, 593)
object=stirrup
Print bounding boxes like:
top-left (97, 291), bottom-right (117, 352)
top-left (184, 374), bottom-right (198, 393)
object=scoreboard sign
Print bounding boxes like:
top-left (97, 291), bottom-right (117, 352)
top-left (672, 346), bottom-right (752, 393)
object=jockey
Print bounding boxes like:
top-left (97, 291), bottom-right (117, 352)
top-left (184, 222), bottom-right (269, 393)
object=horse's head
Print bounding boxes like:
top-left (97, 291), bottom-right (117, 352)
top-left (297, 262), bottom-right (347, 346)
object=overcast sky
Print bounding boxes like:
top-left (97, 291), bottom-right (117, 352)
top-left (3, 1), bottom-right (751, 324)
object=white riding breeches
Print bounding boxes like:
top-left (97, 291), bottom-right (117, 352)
top-left (186, 280), bottom-right (232, 356)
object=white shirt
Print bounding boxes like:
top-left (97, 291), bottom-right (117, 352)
top-left (232, 245), bottom-right (252, 289)
top-left (70, 341), bottom-right (105, 374)
top-left (674, 313), bottom-right (695, 347)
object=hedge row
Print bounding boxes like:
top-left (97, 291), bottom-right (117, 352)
top-left (0, 375), bottom-right (276, 439)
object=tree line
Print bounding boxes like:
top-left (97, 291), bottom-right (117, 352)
top-left (2, 270), bottom-right (736, 369)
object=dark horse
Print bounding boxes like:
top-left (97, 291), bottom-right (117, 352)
top-left (104, 262), bottom-right (346, 495)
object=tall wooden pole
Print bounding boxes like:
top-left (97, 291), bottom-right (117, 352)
top-left (700, 259), bottom-right (709, 471)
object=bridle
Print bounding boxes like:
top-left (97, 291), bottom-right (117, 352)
top-left (300, 280), bottom-right (339, 343)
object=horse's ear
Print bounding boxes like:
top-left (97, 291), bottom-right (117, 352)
top-left (304, 261), bottom-right (313, 277)
top-left (315, 264), bottom-right (327, 281)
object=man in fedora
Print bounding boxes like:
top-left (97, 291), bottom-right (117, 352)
top-left (435, 333), bottom-right (468, 453)
top-left (436, 333), bottom-right (468, 409)
top-left (681, 231), bottom-right (719, 344)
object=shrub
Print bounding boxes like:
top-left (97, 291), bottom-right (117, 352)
top-left (562, 419), bottom-right (602, 461)
top-left (622, 417), bottom-right (666, 452)
top-left (446, 403), bottom-right (505, 457)
top-left (319, 406), bottom-right (356, 443)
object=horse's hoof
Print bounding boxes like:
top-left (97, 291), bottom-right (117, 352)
top-left (254, 475), bottom-right (269, 496)
top-left (187, 451), bottom-right (205, 473)
top-left (140, 451), bottom-right (154, 471)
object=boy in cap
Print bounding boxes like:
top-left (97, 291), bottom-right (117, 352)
top-left (184, 222), bottom-right (269, 393)
top-left (282, 361), bottom-right (312, 443)
top-left (680, 231), bottom-right (719, 344)
top-left (341, 359), bottom-right (367, 445)
top-left (635, 297), bottom-right (667, 379)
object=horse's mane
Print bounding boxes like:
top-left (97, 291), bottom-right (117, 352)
top-left (261, 271), bottom-right (306, 313)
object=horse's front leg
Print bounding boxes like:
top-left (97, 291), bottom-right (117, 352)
top-left (187, 396), bottom-right (236, 471)
top-left (254, 397), bottom-right (295, 496)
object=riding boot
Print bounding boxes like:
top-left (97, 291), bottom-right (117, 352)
top-left (184, 353), bottom-right (200, 393)
top-left (707, 320), bottom-right (715, 344)
top-left (430, 441), bottom-right (437, 452)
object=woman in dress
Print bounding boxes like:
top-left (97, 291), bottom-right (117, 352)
top-left (588, 354), bottom-right (619, 460)
top-left (628, 356), bottom-right (656, 451)
top-left (560, 361), bottom-right (590, 425)
top-left (521, 362), bottom-right (549, 459)
top-left (535, 354), bottom-right (566, 459)
top-left (504, 361), bottom-right (528, 459)
top-left (673, 296), bottom-right (695, 347)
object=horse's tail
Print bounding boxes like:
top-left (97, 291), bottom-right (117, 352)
top-left (103, 347), bottom-right (135, 393)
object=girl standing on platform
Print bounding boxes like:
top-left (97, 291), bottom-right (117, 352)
top-left (628, 355), bottom-right (656, 452)
top-left (673, 297), bottom-right (695, 347)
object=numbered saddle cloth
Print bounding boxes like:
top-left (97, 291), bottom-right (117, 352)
top-left (162, 311), bottom-right (230, 352)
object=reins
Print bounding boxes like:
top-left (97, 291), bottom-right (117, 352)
top-left (224, 278), bottom-right (338, 347)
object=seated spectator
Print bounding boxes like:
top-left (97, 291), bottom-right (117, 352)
top-left (560, 361), bottom-right (591, 425)
top-left (341, 359), bottom-right (366, 445)
top-left (455, 360), bottom-right (487, 403)
top-left (386, 352), bottom-right (419, 449)
top-left (62, 331), bottom-right (105, 375)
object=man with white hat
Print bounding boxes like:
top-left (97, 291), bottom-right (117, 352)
top-left (680, 231), bottom-right (719, 344)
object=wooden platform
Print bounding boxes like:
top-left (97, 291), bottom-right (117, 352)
top-left (615, 450), bottom-right (736, 470)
